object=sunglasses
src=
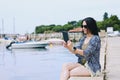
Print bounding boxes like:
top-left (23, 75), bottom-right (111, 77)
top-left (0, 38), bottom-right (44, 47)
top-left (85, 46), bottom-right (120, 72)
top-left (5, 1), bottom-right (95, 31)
top-left (81, 25), bottom-right (88, 28)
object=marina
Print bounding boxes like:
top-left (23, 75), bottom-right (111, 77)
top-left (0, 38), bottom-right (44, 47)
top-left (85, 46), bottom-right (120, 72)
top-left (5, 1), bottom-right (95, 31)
top-left (0, 42), bottom-right (77, 80)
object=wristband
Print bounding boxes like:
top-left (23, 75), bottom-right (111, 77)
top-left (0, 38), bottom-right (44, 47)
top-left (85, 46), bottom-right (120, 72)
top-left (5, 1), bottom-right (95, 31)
top-left (73, 47), bottom-right (77, 51)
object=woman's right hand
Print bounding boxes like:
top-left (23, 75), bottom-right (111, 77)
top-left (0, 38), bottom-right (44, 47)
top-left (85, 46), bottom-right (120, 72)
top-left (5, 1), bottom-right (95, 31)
top-left (63, 40), bottom-right (73, 51)
top-left (63, 41), bottom-right (67, 48)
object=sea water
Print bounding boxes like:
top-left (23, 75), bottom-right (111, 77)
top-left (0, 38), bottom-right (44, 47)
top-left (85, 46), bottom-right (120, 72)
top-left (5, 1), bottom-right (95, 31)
top-left (0, 45), bottom-right (77, 80)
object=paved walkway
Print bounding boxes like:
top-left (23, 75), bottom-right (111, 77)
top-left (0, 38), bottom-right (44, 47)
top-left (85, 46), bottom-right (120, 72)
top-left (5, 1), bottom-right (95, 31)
top-left (106, 37), bottom-right (120, 80)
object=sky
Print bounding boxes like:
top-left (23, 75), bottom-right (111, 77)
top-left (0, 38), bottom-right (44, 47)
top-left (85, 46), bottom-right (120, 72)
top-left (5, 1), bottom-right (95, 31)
top-left (0, 0), bottom-right (120, 34)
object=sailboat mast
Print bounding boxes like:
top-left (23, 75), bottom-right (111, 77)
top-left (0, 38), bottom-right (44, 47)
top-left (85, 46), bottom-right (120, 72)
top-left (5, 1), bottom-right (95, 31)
top-left (2, 19), bottom-right (4, 34)
top-left (1, 18), bottom-right (4, 38)
top-left (13, 17), bottom-right (15, 34)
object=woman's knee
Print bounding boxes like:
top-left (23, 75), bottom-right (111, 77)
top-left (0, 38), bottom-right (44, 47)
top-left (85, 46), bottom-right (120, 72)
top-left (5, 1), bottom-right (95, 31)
top-left (62, 63), bottom-right (70, 70)
top-left (69, 66), bottom-right (91, 77)
top-left (62, 63), bottom-right (74, 71)
top-left (69, 66), bottom-right (81, 76)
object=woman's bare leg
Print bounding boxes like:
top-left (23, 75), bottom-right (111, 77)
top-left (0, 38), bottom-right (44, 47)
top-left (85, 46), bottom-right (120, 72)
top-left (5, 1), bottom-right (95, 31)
top-left (60, 63), bottom-right (81, 80)
top-left (70, 65), bottom-right (91, 77)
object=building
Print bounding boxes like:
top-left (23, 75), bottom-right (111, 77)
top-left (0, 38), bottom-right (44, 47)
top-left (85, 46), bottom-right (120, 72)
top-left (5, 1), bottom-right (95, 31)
top-left (68, 27), bottom-right (83, 41)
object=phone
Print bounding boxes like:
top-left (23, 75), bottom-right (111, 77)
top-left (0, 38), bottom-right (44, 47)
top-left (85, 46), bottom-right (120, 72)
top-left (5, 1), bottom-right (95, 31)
top-left (62, 31), bottom-right (69, 43)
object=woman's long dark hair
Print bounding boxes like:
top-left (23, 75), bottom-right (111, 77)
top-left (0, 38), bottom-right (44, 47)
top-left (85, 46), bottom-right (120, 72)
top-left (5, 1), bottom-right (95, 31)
top-left (81, 17), bottom-right (99, 35)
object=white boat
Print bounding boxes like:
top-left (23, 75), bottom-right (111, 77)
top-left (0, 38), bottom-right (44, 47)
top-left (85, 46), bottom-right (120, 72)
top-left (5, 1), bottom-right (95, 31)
top-left (6, 41), bottom-right (49, 49)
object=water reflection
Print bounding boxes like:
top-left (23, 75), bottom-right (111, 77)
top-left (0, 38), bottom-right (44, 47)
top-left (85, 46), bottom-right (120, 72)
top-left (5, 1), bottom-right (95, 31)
top-left (11, 47), bottom-right (48, 53)
top-left (7, 47), bottom-right (48, 52)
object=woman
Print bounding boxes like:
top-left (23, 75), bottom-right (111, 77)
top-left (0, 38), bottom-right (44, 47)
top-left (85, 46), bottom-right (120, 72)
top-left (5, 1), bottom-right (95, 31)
top-left (60, 17), bottom-right (101, 80)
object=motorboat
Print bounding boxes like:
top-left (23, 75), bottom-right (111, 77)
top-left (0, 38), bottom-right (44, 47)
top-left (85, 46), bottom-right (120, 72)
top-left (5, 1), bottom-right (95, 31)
top-left (6, 41), bottom-right (49, 49)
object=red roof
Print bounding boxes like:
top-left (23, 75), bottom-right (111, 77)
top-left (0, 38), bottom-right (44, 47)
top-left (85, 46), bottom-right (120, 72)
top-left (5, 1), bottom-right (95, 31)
top-left (69, 27), bottom-right (83, 32)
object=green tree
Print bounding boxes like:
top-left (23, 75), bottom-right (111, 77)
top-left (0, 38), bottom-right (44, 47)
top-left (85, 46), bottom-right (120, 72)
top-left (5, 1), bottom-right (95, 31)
top-left (102, 15), bottom-right (120, 31)
top-left (63, 24), bottom-right (73, 31)
top-left (34, 14), bottom-right (120, 34)
top-left (114, 24), bottom-right (120, 31)
top-left (68, 21), bottom-right (77, 26)
top-left (97, 21), bottom-right (104, 30)
top-left (103, 12), bottom-right (108, 21)
top-left (52, 25), bottom-right (63, 32)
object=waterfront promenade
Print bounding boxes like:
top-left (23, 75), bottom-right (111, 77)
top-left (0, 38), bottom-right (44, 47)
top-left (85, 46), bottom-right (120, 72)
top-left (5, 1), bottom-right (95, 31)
top-left (69, 36), bottom-right (120, 80)
top-left (106, 37), bottom-right (120, 80)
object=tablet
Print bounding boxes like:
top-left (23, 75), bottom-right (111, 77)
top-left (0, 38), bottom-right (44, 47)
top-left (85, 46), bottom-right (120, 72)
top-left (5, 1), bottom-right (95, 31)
top-left (62, 31), bottom-right (69, 43)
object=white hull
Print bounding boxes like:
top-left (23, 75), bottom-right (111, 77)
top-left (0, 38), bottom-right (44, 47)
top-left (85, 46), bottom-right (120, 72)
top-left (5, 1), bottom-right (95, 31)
top-left (11, 41), bottom-right (49, 49)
